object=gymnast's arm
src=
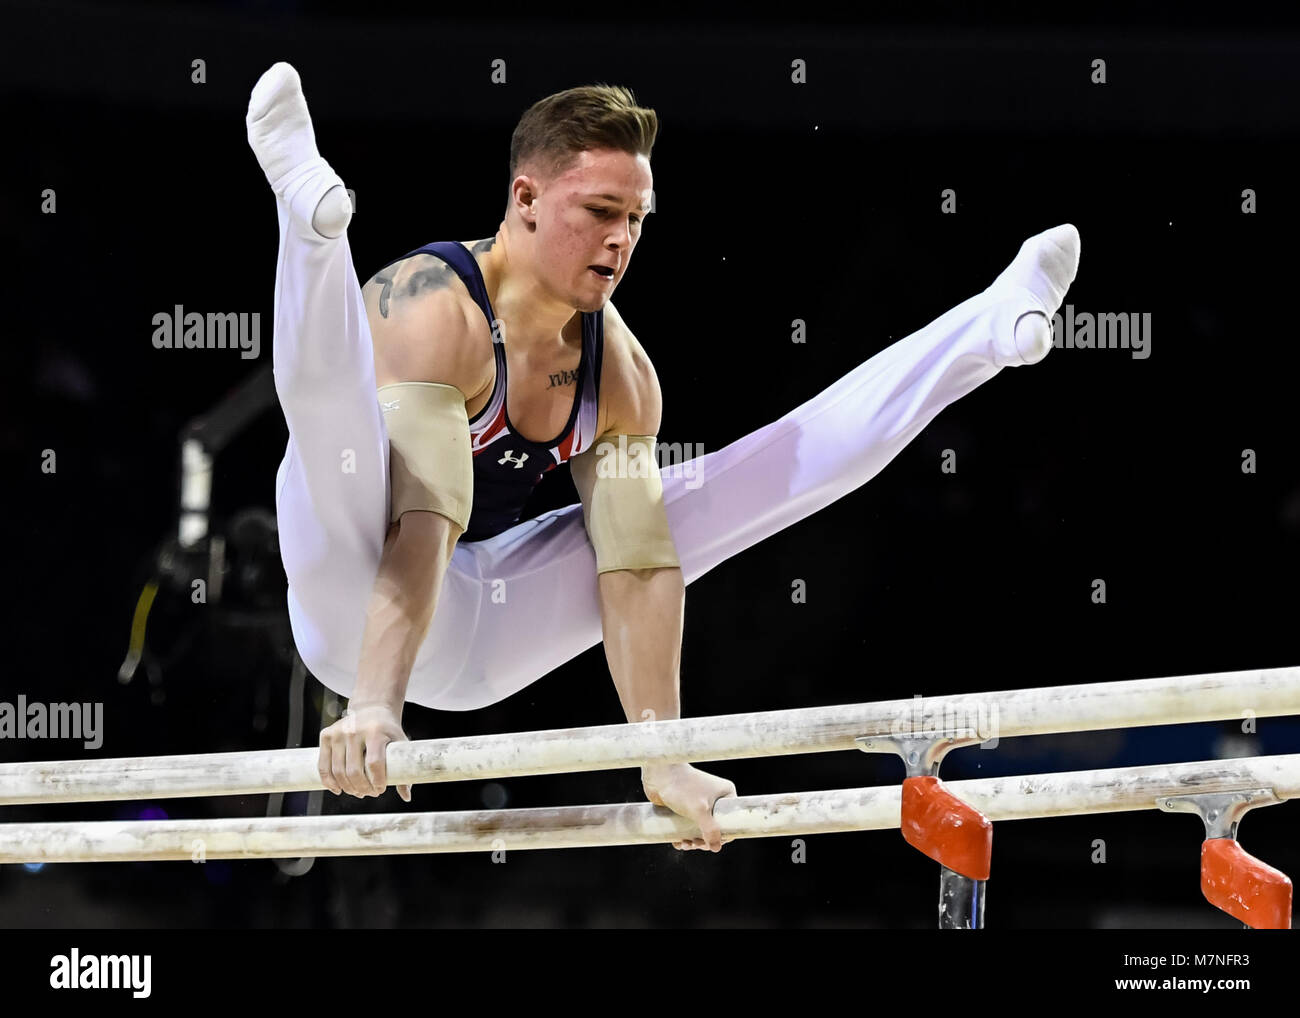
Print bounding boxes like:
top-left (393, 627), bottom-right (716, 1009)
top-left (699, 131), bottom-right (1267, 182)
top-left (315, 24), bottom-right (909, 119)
top-left (316, 280), bottom-right (487, 802)
top-left (572, 321), bottom-right (737, 851)
top-left (572, 357), bottom-right (685, 730)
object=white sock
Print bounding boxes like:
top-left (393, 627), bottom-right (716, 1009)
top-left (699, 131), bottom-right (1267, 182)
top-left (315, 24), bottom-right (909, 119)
top-left (1013, 311), bottom-right (1053, 364)
top-left (245, 62), bottom-right (352, 238)
top-left (985, 223), bottom-right (1082, 365)
top-left (311, 185), bottom-right (353, 239)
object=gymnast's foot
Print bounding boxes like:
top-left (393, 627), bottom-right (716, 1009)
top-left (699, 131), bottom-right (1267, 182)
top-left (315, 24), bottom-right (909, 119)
top-left (984, 223), bottom-right (1081, 367)
top-left (245, 61), bottom-right (353, 239)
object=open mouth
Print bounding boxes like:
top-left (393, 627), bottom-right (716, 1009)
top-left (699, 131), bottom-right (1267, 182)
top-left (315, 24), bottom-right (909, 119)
top-left (588, 265), bottom-right (615, 281)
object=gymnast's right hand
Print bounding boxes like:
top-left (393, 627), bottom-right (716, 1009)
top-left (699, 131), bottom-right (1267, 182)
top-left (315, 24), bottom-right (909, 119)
top-left (318, 701), bottom-right (413, 802)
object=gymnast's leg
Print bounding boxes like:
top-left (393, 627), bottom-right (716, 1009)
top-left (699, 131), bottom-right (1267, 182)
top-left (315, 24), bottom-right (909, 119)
top-left (427, 225), bottom-right (1080, 711)
top-left (246, 62), bottom-right (478, 702)
top-left (662, 224), bottom-right (1080, 583)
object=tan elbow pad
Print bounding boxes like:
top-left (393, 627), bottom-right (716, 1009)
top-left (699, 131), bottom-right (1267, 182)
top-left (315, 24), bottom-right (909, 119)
top-left (379, 382), bottom-right (473, 532)
top-left (571, 435), bottom-right (680, 574)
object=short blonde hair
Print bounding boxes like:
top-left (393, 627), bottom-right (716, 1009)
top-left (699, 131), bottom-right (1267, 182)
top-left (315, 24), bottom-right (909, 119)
top-left (508, 84), bottom-right (658, 187)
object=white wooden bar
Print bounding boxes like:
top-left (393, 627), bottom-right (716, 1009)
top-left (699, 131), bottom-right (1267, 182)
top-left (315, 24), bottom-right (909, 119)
top-left (4, 754), bottom-right (1297, 864)
top-left (1, 665), bottom-right (1296, 806)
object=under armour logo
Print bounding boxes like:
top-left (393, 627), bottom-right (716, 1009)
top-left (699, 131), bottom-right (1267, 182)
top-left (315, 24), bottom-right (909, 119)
top-left (498, 449), bottom-right (529, 469)
top-left (381, 399), bottom-right (399, 411)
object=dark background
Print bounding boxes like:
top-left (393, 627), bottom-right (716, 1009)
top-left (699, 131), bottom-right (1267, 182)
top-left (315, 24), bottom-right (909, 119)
top-left (1, 1), bottom-right (1298, 929)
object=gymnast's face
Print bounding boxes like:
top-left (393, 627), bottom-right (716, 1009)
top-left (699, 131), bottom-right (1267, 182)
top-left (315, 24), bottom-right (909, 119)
top-left (521, 148), bottom-right (652, 313)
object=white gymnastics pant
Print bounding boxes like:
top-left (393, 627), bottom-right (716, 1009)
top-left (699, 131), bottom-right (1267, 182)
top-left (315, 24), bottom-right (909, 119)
top-left (269, 162), bottom-right (1046, 712)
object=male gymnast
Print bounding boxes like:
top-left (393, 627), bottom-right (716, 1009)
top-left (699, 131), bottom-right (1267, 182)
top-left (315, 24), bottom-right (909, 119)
top-left (245, 62), bottom-right (1080, 852)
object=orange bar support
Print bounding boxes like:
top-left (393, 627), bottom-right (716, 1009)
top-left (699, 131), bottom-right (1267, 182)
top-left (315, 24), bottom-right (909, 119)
top-left (1201, 838), bottom-right (1292, 930)
top-left (900, 775), bottom-right (993, 881)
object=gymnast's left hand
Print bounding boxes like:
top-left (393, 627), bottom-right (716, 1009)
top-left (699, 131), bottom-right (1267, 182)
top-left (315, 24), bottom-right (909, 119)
top-left (641, 763), bottom-right (738, 852)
